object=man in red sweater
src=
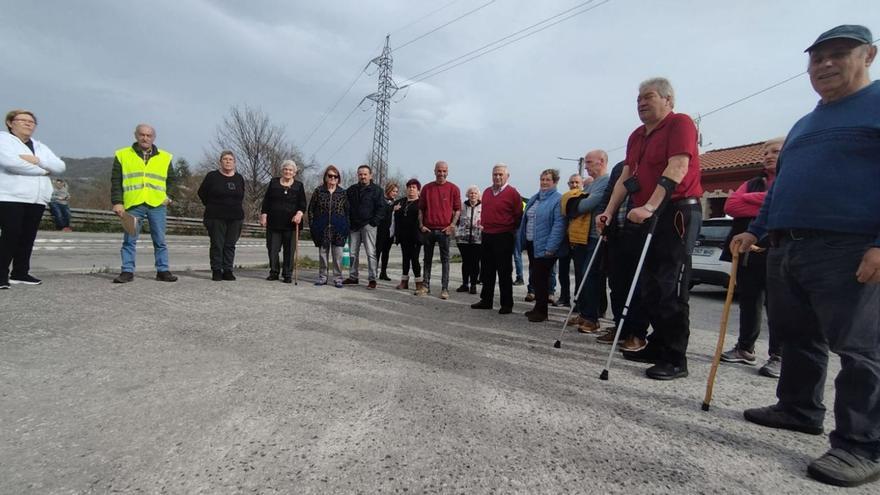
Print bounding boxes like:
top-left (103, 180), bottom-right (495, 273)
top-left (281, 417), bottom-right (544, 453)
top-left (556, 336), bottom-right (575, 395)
top-left (417, 161), bottom-right (461, 299)
top-left (471, 164), bottom-right (523, 313)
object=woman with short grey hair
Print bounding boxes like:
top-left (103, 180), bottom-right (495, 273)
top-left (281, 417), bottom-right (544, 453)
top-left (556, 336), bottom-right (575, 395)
top-left (259, 159), bottom-right (306, 283)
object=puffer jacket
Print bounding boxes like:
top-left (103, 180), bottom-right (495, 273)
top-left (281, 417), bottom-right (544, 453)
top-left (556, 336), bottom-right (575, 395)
top-left (518, 188), bottom-right (566, 258)
top-left (455, 200), bottom-right (482, 245)
top-left (0, 131), bottom-right (66, 205)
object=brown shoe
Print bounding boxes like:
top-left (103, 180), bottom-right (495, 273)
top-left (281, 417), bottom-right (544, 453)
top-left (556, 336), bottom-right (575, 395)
top-left (524, 293), bottom-right (535, 302)
top-left (367, 280), bottom-right (377, 290)
top-left (395, 278), bottom-right (409, 290)
top-left (620, 336), bottom-right (647, 352)
top-left (577, 320), bottom-right (600, 334)
top-left (414, 280), bottom-right (428, 296)
top-left (568, 314), bottom-right (585, 326)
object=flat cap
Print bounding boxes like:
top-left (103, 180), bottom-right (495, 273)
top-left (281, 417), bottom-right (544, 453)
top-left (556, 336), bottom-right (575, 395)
top-left (805, 24), bottom-right (873, 52)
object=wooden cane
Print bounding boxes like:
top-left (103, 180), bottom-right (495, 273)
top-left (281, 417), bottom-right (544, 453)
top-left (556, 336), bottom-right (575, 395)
top-left (294, 222), bottom-right (300, 285)
top-left (702, 247), bottom-right (741, 411)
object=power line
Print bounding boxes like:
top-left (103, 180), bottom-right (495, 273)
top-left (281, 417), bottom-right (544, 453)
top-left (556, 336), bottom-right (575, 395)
top-left (401, 0), bottom-right (608, 86)
top-left (311, 98), bottom-right (369, 156)
top-left (390, 0), bottom-right (465, 36)
top-left (393, 0), bottom-right (498, 53)
top-left (301, 61), bottom-right (371, 147)
top-left (328, 114), bottom-right (374, 162)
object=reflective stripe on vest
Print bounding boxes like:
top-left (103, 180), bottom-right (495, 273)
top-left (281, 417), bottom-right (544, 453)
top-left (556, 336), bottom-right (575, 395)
top-left (116, 147), bottom-right (173, 209)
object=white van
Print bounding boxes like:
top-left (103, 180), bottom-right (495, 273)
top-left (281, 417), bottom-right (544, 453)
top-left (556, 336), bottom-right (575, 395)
top-left (691, 217), bottom-right (733, 289)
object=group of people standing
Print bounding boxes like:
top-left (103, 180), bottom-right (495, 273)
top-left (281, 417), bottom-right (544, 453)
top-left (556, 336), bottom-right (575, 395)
top-left (1, 23), bottom-right (877, 488)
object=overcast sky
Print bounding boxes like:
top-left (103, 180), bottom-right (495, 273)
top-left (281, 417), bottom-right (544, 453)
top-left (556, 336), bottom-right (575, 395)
top-left (3, 0), bottom-right (877, 193)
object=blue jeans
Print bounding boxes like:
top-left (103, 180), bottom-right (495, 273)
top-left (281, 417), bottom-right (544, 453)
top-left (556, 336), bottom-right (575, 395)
top-left (575, 237), bottom-right (603, 321)
top-left (769, 232), bottom-right (880, 460)
top-left (49, 202), bottom-right (70, 229)
top-left (121, 204), bottom-right (169, 273)
top-left (513, 235), bottom-right (524, 280)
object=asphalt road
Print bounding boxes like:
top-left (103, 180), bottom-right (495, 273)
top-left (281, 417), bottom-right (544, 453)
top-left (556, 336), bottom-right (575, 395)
top-left (1, 236), bottom-right (860, 493)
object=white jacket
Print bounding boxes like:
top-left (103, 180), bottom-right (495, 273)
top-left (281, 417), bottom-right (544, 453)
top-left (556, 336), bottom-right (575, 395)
top-left (0, 131), bottom-right (66, 205)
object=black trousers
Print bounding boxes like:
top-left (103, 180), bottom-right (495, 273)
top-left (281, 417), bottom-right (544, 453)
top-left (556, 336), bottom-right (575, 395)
top-left (458, 243), bottom-right (481, 287)
top-left (266, 228), bottom-right (295, 278)
top-left (607, 227), bottom-right (650, 339)
top-left (399, 239), bottom-right (422, 278)
top-left (526, 241), bottom-right (556, 316)
top-left (641, 203), bottom-right (702, 367)
top-left (479, 232), bottom-right (515, 308)
top-left (204, 218), bottom-right (243, 271)
top-left (0, 201), bottom-right (45, 281)
top-left (377, 226), bottom-right (393, 275)
top-left (733, 251), bottom-right (780, 356)
top-left (558, 252), bottom-right (572, 303)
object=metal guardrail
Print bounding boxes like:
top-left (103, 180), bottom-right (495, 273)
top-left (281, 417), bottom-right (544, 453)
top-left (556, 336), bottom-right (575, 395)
top-left (42, 208), bottom-right (275, 237)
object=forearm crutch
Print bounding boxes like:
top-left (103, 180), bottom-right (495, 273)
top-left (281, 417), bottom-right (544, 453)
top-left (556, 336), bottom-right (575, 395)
top-left (294, 223), bottom-right (300, 285)
top-left (599, 214), bottom-right (659, 381)
top-left (554, 236), bottom-right (605, 348)
top-left (701, 247), bottom-right (741, 411)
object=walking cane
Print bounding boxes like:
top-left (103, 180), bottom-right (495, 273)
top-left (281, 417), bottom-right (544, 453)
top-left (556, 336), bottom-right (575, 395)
top-left (294, 222), bottom-right (300, 285)
top-left (554, 236), bottom-right (605, 348)
top-left (701, 246), bottom-right (741, 411)
top-left (599, 213), bottom-right (660, 381)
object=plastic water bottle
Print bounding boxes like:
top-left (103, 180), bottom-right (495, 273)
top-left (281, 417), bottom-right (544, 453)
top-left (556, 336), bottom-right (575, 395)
top-left (342, 242), bottom-right (350, 268)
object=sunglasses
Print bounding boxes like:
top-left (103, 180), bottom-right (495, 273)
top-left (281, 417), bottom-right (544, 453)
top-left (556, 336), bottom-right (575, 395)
top-left (326, 174), bottom-right (339, 179)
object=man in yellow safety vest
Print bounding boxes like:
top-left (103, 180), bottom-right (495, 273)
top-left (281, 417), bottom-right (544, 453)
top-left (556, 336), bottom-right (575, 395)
top-left (110, 123), bottom-right (177, 283)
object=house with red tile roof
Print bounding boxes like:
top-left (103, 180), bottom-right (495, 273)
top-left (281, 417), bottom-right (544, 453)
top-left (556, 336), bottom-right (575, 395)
top-left (699, 141), bottom-right (766, 217)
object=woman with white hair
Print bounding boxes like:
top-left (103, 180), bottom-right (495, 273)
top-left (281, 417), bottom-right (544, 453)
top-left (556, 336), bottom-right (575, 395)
top-left (259, 159), bottom-right (306, 283)
top-left (455, 184), bottom-right (482, 294)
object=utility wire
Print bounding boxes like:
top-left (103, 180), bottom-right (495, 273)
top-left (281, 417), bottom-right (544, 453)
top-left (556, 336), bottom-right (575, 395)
top-left (327, 114), bottom-right (374, 161)
top-left (303, 0), bottom-right (484, 148)
top-left (393, 0), bottom-right (498, 53)
top-left (301, 61), bottom-right (370, 147)
top-left (390, 0), bottom-right (465, 36)
top-left (401, 0), bottom-right (607, 85)
top-left (606, 36), bottom-right (880, 153)
top-left (311, 98), bottom-right (369, 156)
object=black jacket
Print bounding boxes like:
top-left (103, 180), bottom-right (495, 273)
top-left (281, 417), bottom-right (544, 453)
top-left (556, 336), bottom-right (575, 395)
top-left (347, 181), bottom-right (385, 230)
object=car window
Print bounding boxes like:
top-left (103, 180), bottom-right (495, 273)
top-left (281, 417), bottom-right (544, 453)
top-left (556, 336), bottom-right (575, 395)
top-left (701, 223), bottom-right (731, 242)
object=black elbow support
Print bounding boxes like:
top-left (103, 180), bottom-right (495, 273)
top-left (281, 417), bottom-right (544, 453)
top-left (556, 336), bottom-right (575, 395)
top-left (656, 176), bottom-right (679, 211)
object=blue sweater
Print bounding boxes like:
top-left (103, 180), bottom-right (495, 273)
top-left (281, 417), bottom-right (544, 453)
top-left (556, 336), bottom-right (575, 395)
top-left (750, 80), bottom-right (880, 247)
top-left (519, 188), bottom-right (566, 258)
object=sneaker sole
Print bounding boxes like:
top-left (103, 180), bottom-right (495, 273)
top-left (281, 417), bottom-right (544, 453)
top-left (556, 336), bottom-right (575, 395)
top-left (758, 367), bottom-right (781, 378)
top-left (9, 280), bottom-right (41, 285)
top-left (720, 356), bottom-right (757, 365)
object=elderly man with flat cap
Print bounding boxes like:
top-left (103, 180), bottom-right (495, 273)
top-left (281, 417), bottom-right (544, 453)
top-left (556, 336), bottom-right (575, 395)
top-left (732, 25), bottom-right (880, 488)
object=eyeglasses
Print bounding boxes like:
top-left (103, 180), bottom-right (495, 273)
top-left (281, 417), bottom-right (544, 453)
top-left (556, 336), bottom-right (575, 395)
top-left (326, 175), bottom-right (339, 179)
top-left (12, 118), bottom-right (36, 125)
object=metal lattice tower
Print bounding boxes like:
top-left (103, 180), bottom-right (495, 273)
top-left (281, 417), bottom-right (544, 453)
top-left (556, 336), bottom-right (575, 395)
top-left (366, 35), bottom-right (399, 186)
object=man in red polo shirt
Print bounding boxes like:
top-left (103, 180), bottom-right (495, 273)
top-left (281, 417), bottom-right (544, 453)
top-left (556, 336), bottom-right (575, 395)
top-left (597, 77), bottom-right (703, 380)
top-left (471, 163), bottom-right (522, 314)
top-left (417, 161), bottom-right (461, 299)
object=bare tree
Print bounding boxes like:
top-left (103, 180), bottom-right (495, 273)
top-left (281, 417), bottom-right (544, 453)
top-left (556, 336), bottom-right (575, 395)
top-left (205, 105), bottom-right (312, 220)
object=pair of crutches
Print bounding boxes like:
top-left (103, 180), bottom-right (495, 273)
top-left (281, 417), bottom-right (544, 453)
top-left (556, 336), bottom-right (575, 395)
top-left (551, 208), bottom-right (657, 381)
top-left (590, 213), bottom-right (742, 396)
